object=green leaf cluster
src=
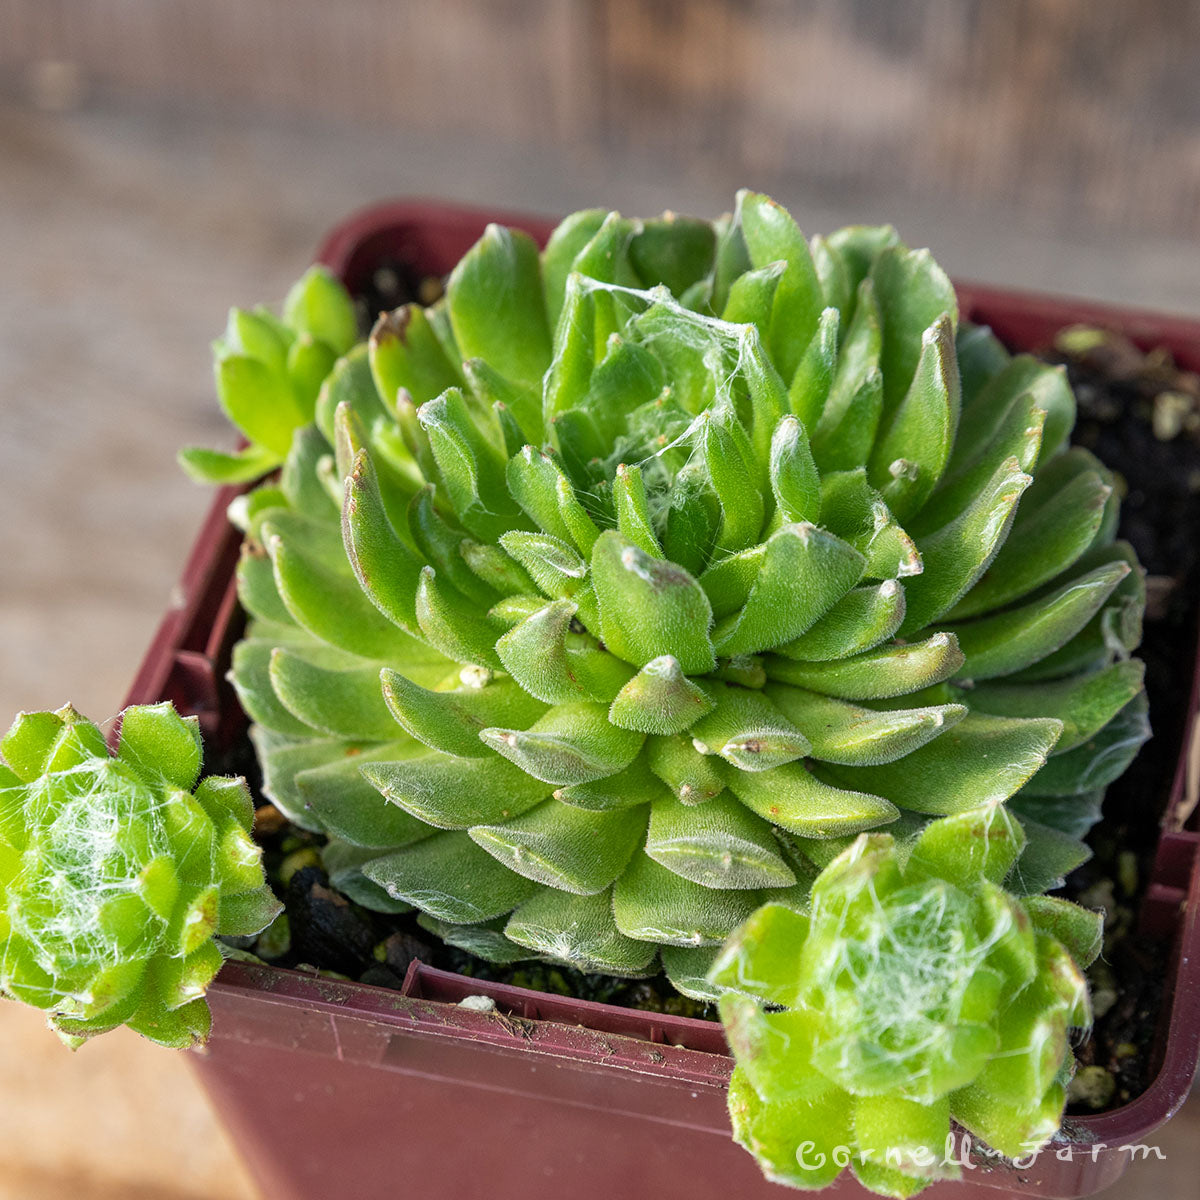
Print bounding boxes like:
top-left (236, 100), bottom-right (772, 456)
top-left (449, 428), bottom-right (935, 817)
top-left (179, 266), bottom-right (358, 483)
top-left (218, 194), bottom-right (1145, 989)
top-left (712, 805), bottom-right (1101, 1197)
top-left (0, 703), bottom-right (279, 1047)
top-left (193, 193), bottom-right (1148, 1181)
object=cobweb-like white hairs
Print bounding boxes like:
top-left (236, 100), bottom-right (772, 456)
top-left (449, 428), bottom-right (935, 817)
top-left (814, 881), bottom-right (986, 1091)
top-left (557, 275), bottom-right (774, 526)
top-left (2, 759), bottom-right (175, 1008)
top-left (802, 822), bottom-right (1021, 1100)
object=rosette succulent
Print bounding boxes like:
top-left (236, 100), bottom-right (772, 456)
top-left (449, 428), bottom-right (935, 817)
top-left (0, 703), bottom-right (279, 1047)
top-left (187, 192), bottom-right (1149, 1188)
top-left (215, 193), bottom-right (1146, 988)
top-left (712, 803), bottom-right (1102, 1196)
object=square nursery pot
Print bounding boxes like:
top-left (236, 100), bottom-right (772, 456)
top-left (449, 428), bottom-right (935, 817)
top-left (126, 201), bottom-right (1200, 1200)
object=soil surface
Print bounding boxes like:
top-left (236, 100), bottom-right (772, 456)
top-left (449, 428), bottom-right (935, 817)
top-left (1050, 327), bottom-right (1200, 1112)
top-left (216, 289), bottom-right (1200, 1103)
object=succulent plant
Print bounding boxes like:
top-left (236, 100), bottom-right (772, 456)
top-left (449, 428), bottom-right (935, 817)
top-left (0, 702), bottom-right (279, 1047)
top-left (180, 266), bottom-right (359, 484)
top-left (712, 803), bottom-right (1101, 1196)
top-left (221, 192), bottom-right (1146, 993)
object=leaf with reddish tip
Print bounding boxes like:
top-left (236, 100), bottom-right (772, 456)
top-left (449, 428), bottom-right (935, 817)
top-left (369, 303), bottom-right (461, 409)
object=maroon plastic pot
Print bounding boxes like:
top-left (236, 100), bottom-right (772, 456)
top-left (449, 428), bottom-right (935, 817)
top-left (127, 202), bottom-right (1200, 1200)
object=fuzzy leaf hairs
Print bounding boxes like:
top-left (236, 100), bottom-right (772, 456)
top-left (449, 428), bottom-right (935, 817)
top-left (0, 703), bottom-right (280, 1048)
top-left (211, 193), bottom-right (1147, 985)
top-left (711, 804), bottom-right (1101, 1198)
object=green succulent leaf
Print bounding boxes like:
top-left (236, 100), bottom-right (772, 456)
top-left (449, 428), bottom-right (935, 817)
top-left (283, 265), bottom-right (359, 357)
top-left (362, 751), bottom-right (549, 829)
top-left (178, 442), bottom-right (282, 485)
top-left (613, 852), bottom-right (764, 947)
top-left (592, 531), bottom-right (716, 674)
top-left (505, 887), bottom-right (657, 975)
top-left (481, 702), bottom-right (644, 786)
top-left (646, 793), bottom-right (796, 889)
top-left (737, 190), bottom-right (824, 380)
top-left (448, 224), bottom-right (553, 390)
top-left (767, 632), bottom-right (964, 701)
top-left (767, 685), bottom-right (967, 767)
top-left (727, 762), bottom-right (898, 838)
top-left (0, 704), bottom-right (277, 1048)
top-left (369, 304), bottom-right (461, 409)
top-left (608, 655), bottom-right (714, 734)
top-left (381, 670), bottom-right (546, 758)
top-left (470, 799), bottom-right (647, 895)
top-left (775, 581), bottom-right (906, 662)
top-left (363, 831), bottom-right (540, 923)
top-left (714, 523), bottom-right (865, 658)
top-left (945, 560), bottom-right (1130, 681)
top-left (824, 713), bottom-right (1062, 817)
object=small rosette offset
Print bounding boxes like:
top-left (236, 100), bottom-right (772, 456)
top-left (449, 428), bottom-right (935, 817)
top-left (0, 703), bottom-right (279, 1047)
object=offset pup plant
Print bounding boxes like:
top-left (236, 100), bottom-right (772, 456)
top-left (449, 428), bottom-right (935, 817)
top-left (0, 703), bottom-right (279, 1047)
top-left (714, 805), bottom-right (1101, 1195)
top-left (0, 192), bottom-right (1149, 1197)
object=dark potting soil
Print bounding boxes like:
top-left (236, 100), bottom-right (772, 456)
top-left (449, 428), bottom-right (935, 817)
top-left (1050, 327), bottom-right (1200, 1113)
top-left (214, 285), bottom-right (1200, 1104)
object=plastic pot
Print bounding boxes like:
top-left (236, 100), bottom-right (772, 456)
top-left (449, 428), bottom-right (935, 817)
top-left (126, 201), bottom-right (1200, 1200)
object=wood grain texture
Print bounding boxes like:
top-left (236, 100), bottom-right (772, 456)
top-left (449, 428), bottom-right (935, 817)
top-left (2, 0), bottom-right (1199, 233)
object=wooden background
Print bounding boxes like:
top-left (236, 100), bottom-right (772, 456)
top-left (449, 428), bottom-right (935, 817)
top-left (3, 0), bottom-right (1200, 236)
